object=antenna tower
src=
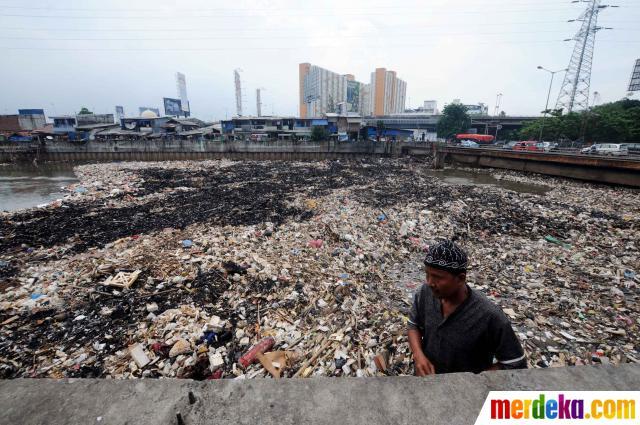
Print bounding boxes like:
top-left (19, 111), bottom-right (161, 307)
top-left (555, 0), bottom-right (616, 113)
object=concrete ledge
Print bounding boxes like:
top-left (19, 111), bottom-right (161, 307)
top-left (1, 365), bottom-right (639, 425)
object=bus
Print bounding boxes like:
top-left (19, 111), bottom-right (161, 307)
top-left (455, 134), bottom-right (495, 145)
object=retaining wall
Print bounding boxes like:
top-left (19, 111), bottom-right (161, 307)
top-left (0, 140), bottom-right (402, 163)
top-left (0, 364), bottom-right (638, 425)
top-left (425, 147), bottom-right (640, 187)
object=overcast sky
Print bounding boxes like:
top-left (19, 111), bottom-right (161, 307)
top-left (1, 0), bottom-right (639, 121)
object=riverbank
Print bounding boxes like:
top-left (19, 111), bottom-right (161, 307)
top-left (1, 159), bottom-right (638, 379)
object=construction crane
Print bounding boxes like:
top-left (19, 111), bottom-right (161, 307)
top-left (234, 69), bottom-right (243, 117)
top-left (494, 93), bottom-right (503, 117)
top-left (555, 0), bottom-right (617, 113)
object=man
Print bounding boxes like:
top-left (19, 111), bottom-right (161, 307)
top-left (408, 239), bottom-right (527, 375)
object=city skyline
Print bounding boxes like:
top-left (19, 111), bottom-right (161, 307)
top-left (1, 0), bottom-right (638, 120)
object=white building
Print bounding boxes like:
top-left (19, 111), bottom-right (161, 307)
top-left (450, 99), bottom-right (488, 115)
top-left (423, 100), bottom-right (438, 115)
top-left (300, 64), bottom-right (370, 118)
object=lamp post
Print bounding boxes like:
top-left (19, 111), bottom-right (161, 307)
top-left (537, 66), bottom-right (567, 142)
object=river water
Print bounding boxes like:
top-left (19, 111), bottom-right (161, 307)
top-left (0, 162), bottom-right (551, 212)
top-left (0, 163), bottom-right (79, 212)
top-left (423, 168), bottom-right (552, 195)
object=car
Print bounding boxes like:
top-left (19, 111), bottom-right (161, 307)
top-left (536, 142), bottom-right (558, 152)
top-left (512, 141), bottom-right (539, 151)
top-left (599, 144), bottom-right (629, 156)
top-left (502, 141), bottom-right (518, 150)
top-left (581, 144), bottom-right (628, 156)
top-left (460, 140), bottom-right (479, 148)
top-left (624, 143), bottom-right (640, 154)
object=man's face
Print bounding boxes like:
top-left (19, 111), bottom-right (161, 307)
top-left (425, 266), bottom-right (465, 299)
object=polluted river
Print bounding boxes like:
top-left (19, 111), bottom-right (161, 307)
top-left (0, 158), bottom-right (638, 379)
top-left (0, 162), bottom-right (79, 213)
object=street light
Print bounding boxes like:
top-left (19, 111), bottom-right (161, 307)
top-left (537, 66), bottom-right (567, 143)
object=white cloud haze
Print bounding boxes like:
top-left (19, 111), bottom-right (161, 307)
top-left (0, 0), bottom-right (638, 120)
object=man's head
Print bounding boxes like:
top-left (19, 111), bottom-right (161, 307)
top-left (423, 239), bottom-right (468, 299)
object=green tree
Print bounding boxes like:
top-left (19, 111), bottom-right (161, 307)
top-left (437, 104), bottom-right (471, 139)
top-left (519, 99), bottom-right (640, 144)
top-left (78, 107), bottom-right (93, 115)
top-left (310, 125), bottom-right (328, 141)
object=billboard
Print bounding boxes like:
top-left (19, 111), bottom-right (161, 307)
top-left (18, 109), bottom-right (45, 116)
top-left (346, 81), bottom-right (360, 113)
top-left (176, 72), bottom-right (190, 113)
top-left (115, 106), bottom-right (124, 120)
top-left (163, 98), bottom-right (182, 116)
top-left (629, 59), bottom-right (640, 92)
top-left (138, 107), bottom-right (160, 117)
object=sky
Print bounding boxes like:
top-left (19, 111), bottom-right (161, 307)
top-left (0, 0), bottom-right (639, 121)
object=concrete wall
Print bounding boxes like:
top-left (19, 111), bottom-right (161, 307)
top-left (0, 140), bottom-right (400, 163)
top-left (450, 152), bottom-right (640, 187)
top-left (0, 365), bottom-right (638, 425)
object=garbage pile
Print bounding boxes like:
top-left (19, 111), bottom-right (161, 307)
top-left (0, 159), bottom-right (638, 379)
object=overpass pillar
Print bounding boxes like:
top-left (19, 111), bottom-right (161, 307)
top-left (433, 144), bottom-right (446, 169)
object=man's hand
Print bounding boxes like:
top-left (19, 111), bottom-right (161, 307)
top-left (413, 351), bottom-right (435, 376)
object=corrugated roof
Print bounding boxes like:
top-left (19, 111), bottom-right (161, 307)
top-left (75, 123), bottom-right (119, 131)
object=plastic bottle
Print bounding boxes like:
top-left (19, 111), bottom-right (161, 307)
top-left (238, 337), bottom-right (275, 368)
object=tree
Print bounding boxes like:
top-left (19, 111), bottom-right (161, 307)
top-left (437, 104), bottom-right (471, 139)
top-left (518, 99), bottom-right (640, 144)
top-left (310, 125), bottom-right (328, 141)
top-left (78, 107), bottom-right (93, 115)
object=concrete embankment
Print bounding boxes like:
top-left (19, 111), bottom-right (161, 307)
top-left (0, 140), bottom-right (404, 162)
top-left (1, 365), bottom-right (638, 425)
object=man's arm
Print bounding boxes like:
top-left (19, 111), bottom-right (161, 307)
top-left (488, 311), bottom-right (527, 371)
top-left (408, 328), bottom-right (435, 376)
top-left (407, 286), bottom-right (436, 376)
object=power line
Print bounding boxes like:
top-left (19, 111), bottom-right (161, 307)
top-left (4, 28), bottom-right (637, 42)
top-left (0, 2), bottom-right (584, 12)
top-left (0, 30), bottom-right (587, 42)
top-left (0, 7), bottom-right (584, 20)
top-left (1, 39), bottom-right (636, 53)
top-left (2, 20), bottom-right (609, 33)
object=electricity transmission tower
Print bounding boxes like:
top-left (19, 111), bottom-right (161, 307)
top-left (555, 0), bottom-right (616, 113)
top-left (234, 69), bottom-right (243, 116)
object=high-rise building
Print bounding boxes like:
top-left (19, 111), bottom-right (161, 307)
top-left (299, 63), bottom-right (394, 118)
top-left (370, 68), bottom-right (407, 116)
top-left (360, 84), bottom-right (372, 117)
top-left (300, 63), bottom-right (359, 117)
